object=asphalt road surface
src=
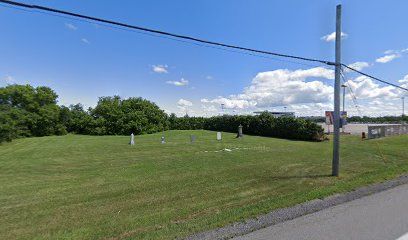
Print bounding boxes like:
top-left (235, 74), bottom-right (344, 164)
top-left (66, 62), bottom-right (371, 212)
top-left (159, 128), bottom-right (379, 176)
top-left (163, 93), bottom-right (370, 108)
top-left (234, 183), bottom-right (408, 240)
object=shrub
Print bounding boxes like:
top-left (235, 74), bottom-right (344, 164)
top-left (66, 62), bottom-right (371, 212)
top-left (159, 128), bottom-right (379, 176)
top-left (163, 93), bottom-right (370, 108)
top-left (169, 113), bottom-right (324, 141)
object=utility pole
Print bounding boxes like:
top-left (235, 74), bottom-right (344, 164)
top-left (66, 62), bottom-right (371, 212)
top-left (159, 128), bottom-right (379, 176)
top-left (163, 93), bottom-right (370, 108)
top-left (341, 84), bottom-right (347, 133)
top-left (332, 5), bottom-right (342, 177)
top-left (341, 84), bottom-right (346, 113)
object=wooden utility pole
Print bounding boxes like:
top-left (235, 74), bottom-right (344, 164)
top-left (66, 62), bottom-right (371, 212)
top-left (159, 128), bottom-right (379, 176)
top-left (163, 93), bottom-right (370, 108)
top-left (332, 5), bottom-right (342, 177)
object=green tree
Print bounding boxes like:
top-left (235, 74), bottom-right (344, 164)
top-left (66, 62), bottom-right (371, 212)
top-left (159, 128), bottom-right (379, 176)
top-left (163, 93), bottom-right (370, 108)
top-left (0, 84), bottom-right (67, 142)
top-left (90, 96), bottom-right (168, 135)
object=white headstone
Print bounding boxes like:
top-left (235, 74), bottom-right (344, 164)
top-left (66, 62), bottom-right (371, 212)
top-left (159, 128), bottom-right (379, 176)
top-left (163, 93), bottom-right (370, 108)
top-left (217, 132), bottom-right (222, 141)
top-left (130, 133), bottom-right (135, 145)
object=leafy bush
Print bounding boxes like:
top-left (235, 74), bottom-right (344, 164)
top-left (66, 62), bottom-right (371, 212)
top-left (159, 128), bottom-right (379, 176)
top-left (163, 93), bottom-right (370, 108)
top-left (169, 112), bottom-right (324, 141)
top-left (88, 96), bottom-right (169, 135)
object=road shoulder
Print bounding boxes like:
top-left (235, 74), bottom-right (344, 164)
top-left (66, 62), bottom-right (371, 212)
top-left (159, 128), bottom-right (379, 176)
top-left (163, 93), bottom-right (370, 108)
top-left (186, 174), bottom-right (408, 240)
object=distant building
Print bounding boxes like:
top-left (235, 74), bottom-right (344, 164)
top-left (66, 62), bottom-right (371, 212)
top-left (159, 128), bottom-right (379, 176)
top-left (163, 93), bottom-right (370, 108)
top-left (254, 111), bottom-right (295, 117)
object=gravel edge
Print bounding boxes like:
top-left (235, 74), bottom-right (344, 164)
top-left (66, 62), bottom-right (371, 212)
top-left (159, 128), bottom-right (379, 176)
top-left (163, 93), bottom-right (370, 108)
top-left (185, 174), bottom-right (408, 240)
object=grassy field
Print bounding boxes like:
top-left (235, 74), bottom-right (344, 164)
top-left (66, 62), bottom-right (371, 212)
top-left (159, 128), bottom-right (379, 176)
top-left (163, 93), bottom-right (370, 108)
top-left (1, 130), bottom-right (408, 239)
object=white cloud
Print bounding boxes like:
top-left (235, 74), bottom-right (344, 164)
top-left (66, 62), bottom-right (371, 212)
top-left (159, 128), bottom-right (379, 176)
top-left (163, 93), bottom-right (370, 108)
top-left (81, 38), bottom-right (90, 44)
top-left (65, 23), bottom-right (77, 30)
top-left (321, 32), bottom-right (348, 42)
top-left (201, 104), bottom-right (218, 112)
top-left (198, 67), bottom-right (408, 116)
top-left (201, 67), bottom-right (335, 111)
top-left (152, 64), bottom-right (168, 74)
top-left (177, 98), bottom-right (193, 115)
top-left (384, 49), bottom-right (397, 55)
top-left (346, 62), bottom-right (370, 71)
top-left (398, 74), bottom-right (408, 84)
top-left (201, 97), bottom-right (257, 109)
top-left (374, 47), bottom-right (408, 64)
top-left (376, 54), bottom-right (399, 63)
top-left (206, 76), bottom-right (214, 80)
top-left (177, 98), bottom-right (193, 107)
top-left (166, 78), bottom-right (189, 86)
top-left (397, 74), bottom-right (408, 97)
top-left (345, 76), bottom-right (399, 99)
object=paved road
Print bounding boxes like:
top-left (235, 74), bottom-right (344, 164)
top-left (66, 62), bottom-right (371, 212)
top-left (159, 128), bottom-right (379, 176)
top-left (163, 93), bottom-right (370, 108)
top-left (234, 183), bottom-right (408, 240)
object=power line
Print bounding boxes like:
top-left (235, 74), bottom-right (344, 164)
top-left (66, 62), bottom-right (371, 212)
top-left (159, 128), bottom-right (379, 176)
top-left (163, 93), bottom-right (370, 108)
top-left (340, 68), bottom-right (363, 117)
top-left (0, 0), bottom-right (334, 66)
top-left (342, 64), bottom-right (408, 91)
top-left (341, 68), bottom-right (388, 163)
top-left (3, 0), bottom-right (405, 91)
top-left (0, 2), bottom-right (324, 69)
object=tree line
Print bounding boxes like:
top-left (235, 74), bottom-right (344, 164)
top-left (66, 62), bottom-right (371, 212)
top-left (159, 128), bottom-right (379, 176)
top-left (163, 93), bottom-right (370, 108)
top-left (1, 84), bottom-right (327, 143)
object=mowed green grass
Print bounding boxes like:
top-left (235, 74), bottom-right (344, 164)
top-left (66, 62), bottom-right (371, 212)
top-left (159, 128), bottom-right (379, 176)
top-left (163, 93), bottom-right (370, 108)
top-left (1, 130), bottom-right (408, 239)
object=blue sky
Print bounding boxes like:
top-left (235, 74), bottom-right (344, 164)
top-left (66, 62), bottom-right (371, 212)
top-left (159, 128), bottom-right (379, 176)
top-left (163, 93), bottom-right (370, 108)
top-left (1, 0), bottom-right (408, 116)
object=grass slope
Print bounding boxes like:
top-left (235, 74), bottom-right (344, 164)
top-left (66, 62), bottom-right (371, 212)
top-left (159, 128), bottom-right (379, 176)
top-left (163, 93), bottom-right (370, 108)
top-left (1, 130), bottom-right (408, 239)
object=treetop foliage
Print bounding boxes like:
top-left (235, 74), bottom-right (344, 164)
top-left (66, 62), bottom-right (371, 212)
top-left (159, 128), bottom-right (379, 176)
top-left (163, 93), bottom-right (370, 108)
top-left (1, 84), bottom-right (327, 143)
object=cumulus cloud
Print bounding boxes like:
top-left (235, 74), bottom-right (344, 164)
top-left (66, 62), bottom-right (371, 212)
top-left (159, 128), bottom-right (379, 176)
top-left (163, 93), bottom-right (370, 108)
top-left (177, 98), bottom-right (193, 107)
top-left (177, 98), bottom-right (193, 115)
top-left (362, 99), bottom-right (403, 116)
top-left (345, 76), bottom-right (399, 99)
top-left (397, 74), bottom-right (408, 97)
top-left (346, 61), bottom-right (370, 71)
top-left (81, 38), bottom-right (90, 44)
top-left (398, 75), bottom-right (408, 84)
top-left (152, 64), bottom-right (168, 74)
top-left (201, 67), bottom-right (335, 112)
top-left (376, 54), bottom-right (399, 63)
top-left (321, 32), bottom-right (348, 42)
top-left (201, 104), bottom-right (218, 113)
top-left (166, 78), bottom-right (189, 86)
top-left (197, 67), bottom-right (408, 116)
top-left (65, 23), bottom-right (77, 30)
top-left (201, 97), bottom-right (257, 109)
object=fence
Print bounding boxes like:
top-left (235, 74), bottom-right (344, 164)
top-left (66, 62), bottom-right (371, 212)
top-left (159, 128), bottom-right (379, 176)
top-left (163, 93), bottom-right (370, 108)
top-left (367, 124), bottom-right (408, 139)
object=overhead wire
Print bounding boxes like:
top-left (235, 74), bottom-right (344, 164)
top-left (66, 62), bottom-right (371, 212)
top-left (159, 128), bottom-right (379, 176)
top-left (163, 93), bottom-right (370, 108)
top-left (340, 67), bottom-right (387, 163)
top-left (0, 1), bottom-right (405, 93)
top-left (340, 68), bottom-right (364, 117)
top-left (0, 3), bottom-right (326, 68)
top-left (0, 0), bottom-right (333, 67)
top-left (342, 64), bottom-right (408, 92)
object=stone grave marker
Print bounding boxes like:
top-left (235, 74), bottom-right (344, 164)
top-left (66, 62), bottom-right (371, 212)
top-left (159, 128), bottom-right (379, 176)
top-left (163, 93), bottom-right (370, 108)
top-left (217, 132), bottom-right (222, 141)
top-left (129, 133), bottom-right (135, 145)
